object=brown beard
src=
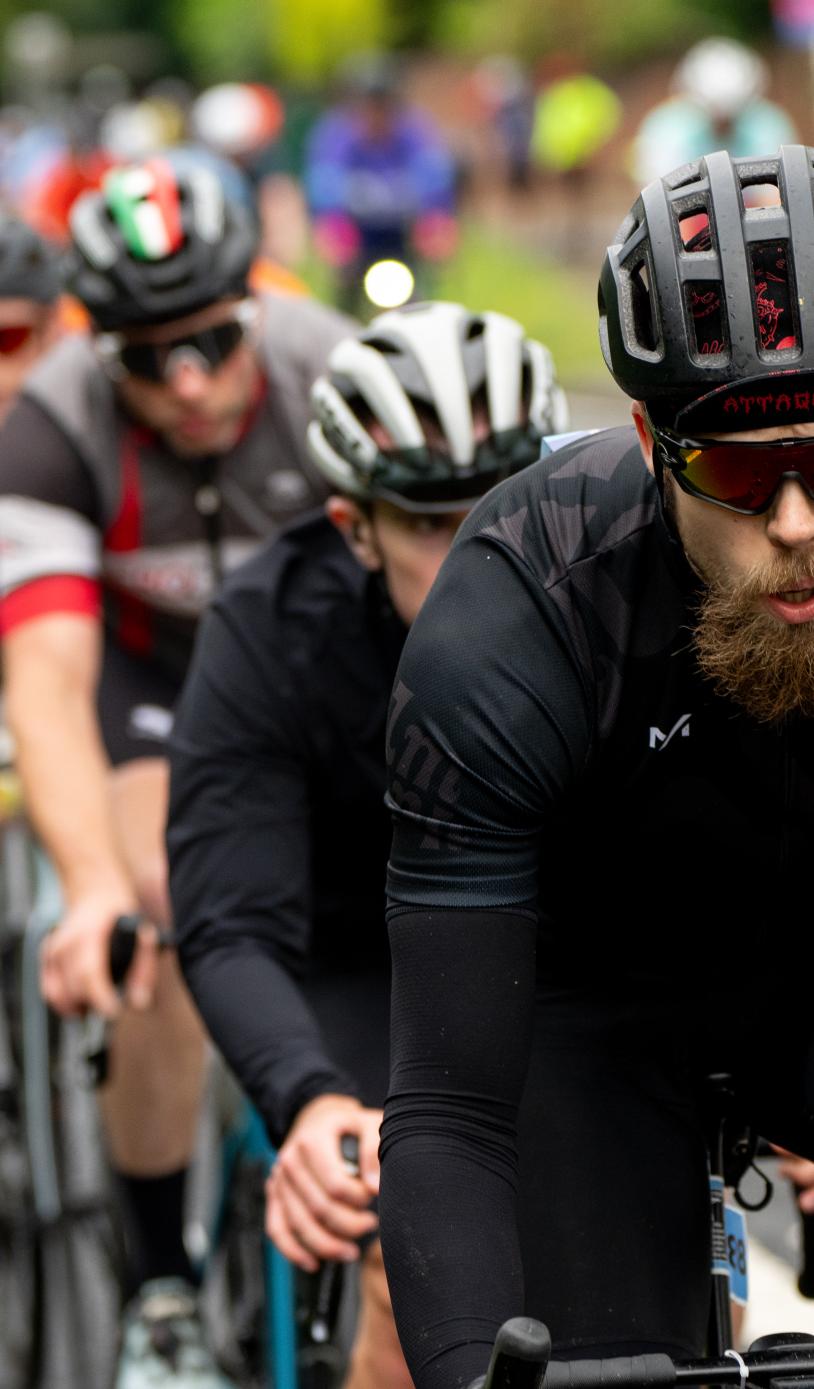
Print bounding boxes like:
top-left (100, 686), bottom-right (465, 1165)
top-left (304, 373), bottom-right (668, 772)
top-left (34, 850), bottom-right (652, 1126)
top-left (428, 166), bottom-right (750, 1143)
top-left (692, 557), bottom-right (814, 721)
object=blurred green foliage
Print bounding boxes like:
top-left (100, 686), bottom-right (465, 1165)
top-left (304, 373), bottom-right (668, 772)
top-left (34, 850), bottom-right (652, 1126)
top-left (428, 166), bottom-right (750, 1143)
top-left (431, 0), bottom-right (772, 67)
top-left (168, 0), bottom-right (268, 80)
top-left (0, 0), bottom-right (776, 84)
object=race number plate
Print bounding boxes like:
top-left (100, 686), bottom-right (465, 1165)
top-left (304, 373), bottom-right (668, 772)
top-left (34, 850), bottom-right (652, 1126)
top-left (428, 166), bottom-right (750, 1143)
top-left (724, 1201), bottom-right (749, 1306)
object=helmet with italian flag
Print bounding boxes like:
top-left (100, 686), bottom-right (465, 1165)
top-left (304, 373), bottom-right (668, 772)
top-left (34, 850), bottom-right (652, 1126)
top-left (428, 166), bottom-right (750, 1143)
top-left (66, 154), bottom-right (258, 330)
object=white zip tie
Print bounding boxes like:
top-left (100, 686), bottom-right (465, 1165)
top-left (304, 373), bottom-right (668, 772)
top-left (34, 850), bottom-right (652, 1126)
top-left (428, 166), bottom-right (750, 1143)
top-left (725, 1348), bottom-right (748, 1389)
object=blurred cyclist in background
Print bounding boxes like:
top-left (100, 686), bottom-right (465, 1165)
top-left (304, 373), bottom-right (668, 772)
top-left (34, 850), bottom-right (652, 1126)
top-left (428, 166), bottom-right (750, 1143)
top-left (0, 214), bottom-right (63, 423)
top-left (0, 154), bottom-right (354, 1389)
top-left (305, 54), bottom-right (458, 315)
top-left (632, 36), bottom-right (796, 186)
top-left (167, 300), bottom-right (569, 1389)
top-left (530, 58), bottom-right (621, 258)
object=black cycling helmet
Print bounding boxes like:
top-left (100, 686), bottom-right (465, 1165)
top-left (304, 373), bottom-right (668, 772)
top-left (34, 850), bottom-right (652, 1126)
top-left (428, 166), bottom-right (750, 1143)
top-left (67, 152), bottom-right (258, 330)
top-left (0, 214), bottom-right (61, 304)
top-left (599, 144), bottom-right (814, 432)
top-left (308, 300), bottom-right (569, 511)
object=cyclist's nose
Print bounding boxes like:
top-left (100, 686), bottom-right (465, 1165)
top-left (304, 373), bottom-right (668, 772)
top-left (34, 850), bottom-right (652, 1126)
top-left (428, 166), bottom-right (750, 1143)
top-left (766, 478), bottom-right (814, 550)
top-left (166, 358), bottom-right (210, 401)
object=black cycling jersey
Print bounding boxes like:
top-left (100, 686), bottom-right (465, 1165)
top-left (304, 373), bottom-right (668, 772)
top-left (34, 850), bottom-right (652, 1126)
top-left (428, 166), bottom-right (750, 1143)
top-left (167, 512), bottom-right (406, 1145)
top-left (380, 426), bottom-right (814, 1389)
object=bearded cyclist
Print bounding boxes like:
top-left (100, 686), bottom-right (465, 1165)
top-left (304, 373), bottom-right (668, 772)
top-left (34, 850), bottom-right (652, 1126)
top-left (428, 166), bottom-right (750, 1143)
top-left (380, 145), bottom-right (814, 1389)
top-left (166, 301), bottom-right (569, 1389)
top-left (0, 154), bottom-right (354, 1388)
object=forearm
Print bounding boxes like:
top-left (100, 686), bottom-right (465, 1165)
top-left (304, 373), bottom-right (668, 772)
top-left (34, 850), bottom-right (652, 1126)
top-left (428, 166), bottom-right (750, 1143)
top-left (178, 929), bottom-right (358, 1147)
top-left (7, 666), bottom-right (131, 902)
top-left (379, 907), bottom-right (537, 1389)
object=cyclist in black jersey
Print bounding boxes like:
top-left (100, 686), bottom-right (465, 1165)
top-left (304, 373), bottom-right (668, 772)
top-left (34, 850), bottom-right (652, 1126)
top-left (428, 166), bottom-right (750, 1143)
top-left (166, 300), bottom-right (569, 1389)
top-left (0, 156), bottom-right (353, 1388)
top-left (379, 146), bottom-right (814, 1389)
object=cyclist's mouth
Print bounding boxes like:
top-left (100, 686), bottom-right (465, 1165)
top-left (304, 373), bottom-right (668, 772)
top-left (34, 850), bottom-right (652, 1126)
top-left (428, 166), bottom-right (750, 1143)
top-left (765, 584), bottom-right (814, 623)
top-left (176, 415), bottom-right (215, 438)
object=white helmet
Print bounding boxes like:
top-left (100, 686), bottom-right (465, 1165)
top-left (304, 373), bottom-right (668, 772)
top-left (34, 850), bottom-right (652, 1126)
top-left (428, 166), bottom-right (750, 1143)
top-left (675, 38), bottom-right (767, 122)
top-left (308, 300), bottom-right (568, 510)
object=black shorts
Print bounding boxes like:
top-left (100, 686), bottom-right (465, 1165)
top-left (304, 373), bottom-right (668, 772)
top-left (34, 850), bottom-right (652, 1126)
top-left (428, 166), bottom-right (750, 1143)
top-left (96, 642), bottom-right (183, 768)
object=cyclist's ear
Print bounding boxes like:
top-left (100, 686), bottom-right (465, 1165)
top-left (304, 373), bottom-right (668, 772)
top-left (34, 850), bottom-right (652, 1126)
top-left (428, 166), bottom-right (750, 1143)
top-left (631, 401), bottom-right (655, 475)
top-left (324, 496), bottom-right (382, 572)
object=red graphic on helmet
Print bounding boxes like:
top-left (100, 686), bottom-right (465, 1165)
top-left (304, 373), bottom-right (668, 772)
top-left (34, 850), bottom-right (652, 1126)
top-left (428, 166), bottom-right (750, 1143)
top-left (690, 287), bottom-right (720, 320)
top-left (756, 279), bottom-right (783, 347)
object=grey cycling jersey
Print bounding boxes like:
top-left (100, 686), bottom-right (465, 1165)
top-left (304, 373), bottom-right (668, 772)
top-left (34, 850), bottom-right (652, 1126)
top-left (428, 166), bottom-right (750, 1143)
top-left (0, 291), bottom-right (355, 674)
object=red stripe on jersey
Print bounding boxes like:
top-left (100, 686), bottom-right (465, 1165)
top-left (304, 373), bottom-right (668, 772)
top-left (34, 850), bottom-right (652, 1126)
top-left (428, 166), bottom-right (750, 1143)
top-left (104, 428), bottom-right (153, 656)
top-left (144, 158), bottom-right (184, 255)
top-left (0, 575), bottom-right (101, 635)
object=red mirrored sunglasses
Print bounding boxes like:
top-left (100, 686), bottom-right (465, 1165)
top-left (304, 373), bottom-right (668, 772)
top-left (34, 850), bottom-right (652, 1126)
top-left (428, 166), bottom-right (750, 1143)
top-left (648, 416), bottom-right (814, 515)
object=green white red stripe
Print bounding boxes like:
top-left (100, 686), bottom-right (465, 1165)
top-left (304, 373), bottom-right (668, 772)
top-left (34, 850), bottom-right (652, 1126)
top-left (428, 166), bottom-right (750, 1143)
top-left (104, 158), bottom-right (184, 261)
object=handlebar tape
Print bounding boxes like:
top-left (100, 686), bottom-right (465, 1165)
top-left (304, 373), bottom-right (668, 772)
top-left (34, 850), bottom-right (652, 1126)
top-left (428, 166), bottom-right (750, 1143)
top-left (469, 1318), bottom-right (677, 1389)
top-left (544, 1356), bottom-right (677, 1389)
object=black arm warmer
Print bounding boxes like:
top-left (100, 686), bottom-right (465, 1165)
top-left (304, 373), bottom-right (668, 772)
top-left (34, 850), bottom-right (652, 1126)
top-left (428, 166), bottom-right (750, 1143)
top-left (379, 906), bottom-right (537, 1389)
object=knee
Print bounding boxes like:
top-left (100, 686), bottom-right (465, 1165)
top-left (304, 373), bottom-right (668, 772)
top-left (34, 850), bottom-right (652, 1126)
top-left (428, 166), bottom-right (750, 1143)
top-left (350, 1243), bottom-right (413, 1389)
top-left (362, 1243), bottom-right (394, 1318)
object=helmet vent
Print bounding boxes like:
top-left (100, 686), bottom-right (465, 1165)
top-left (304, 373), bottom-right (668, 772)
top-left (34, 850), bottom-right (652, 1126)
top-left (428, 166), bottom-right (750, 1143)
top-left (629, 259), bottom-right (659, 353)
top-left (678, 210), bottom-right (711, 249)
top-left (742, 177), bottom-right (781, 212)
top-left (685, 281), bottom-right (728, 361)
top-left (749, 241), bottom-right (799, 357)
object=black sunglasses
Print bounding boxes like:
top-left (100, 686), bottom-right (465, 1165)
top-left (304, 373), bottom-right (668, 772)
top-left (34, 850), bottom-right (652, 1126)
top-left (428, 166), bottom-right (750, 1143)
top-left (649, 416), bottom-right (814, 515)
top-left (97, 304), bottom-right (256, 384)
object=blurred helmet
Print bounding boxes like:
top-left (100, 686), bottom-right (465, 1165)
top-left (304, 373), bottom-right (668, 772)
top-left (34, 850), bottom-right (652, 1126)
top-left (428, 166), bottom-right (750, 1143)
top-left (339, 52), bottom-right (401, 104)
top-left (191, 82), bottom-right (284, 161)
top-left (67, 153), bottom-right (258, 329)
top-left (675, 37), bottom-right (766, 123)
top-left (0, 213), bottom-right (61, 303)
top-left (598, 145), bottom-right (814, 433)
top-left (308, 300), bottom-right (568, 510)
top-left (97, 100), bottom-right (167, 162)
top-left (168, 145), bottom-right (258, 219)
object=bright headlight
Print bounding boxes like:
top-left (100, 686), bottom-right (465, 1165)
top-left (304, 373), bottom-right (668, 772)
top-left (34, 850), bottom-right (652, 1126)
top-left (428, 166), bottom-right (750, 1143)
top-left (363, 259), bottom-right (415, 309)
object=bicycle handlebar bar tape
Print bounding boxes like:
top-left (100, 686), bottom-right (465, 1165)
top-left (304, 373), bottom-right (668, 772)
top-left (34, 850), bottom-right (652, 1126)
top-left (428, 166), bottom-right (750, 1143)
top-left (544, 1355), bottom-right (677, 1389)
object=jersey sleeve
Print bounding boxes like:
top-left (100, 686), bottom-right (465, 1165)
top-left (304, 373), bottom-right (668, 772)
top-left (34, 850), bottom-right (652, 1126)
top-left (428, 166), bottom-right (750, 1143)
top-left (386, 511), bottom-right (594, 910)
top-left (381, 511), bottom-right (595, 1388)
top-left (0, 396), bottom-right (101, 634)
top-left (380, 905), bottom-right (537, 1389)
top-left (168, 575), bottom-right (359, 1146)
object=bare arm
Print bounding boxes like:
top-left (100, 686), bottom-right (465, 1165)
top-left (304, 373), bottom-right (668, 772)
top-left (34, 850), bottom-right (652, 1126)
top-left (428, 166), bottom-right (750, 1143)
top-left (3, 613), bottom-right (154, 1016)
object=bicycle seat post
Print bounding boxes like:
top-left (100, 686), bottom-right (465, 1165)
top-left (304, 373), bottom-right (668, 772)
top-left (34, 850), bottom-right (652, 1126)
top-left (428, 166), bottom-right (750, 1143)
top-left (704, 1073), bottom-right (736, 1356)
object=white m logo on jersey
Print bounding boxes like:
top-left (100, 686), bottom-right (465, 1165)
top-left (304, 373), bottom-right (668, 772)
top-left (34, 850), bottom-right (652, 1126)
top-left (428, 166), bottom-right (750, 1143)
top-left (649, 714), bottom-right (691, 751)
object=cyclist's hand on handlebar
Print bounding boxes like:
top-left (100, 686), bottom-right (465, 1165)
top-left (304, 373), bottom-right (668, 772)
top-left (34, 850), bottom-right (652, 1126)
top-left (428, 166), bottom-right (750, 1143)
top-left (39, 891), bottom-right (159, 1019)
top-left (265, 1094), bottom-right (381, 1272)
top-left (773, 1145), bottom-right (814, 1212)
